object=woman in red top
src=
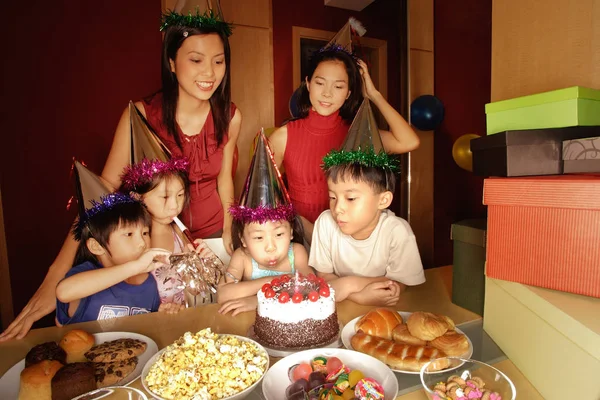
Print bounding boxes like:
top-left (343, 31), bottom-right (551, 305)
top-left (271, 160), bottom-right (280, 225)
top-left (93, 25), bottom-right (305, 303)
top-left (0, 10), bottom-right (241, 341)
top-left (269, 49), bottom-right (419, 243)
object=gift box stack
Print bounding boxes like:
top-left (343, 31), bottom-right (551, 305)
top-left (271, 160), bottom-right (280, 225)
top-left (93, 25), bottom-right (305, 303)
top-left (471, 86), bottom-right (600, 399)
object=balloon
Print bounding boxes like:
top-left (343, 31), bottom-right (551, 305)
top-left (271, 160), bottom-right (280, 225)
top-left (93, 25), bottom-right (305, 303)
top-left (410, 95), bottom-right (445, 131)
top-left (452, 134), bottom-right (480, 171)
top-left (289, 84), bottom-right (304, 118)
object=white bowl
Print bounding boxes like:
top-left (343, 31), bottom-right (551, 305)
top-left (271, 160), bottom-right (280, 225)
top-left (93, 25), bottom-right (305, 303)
top-left (262, 348), bottom-right (398, 400)
top-left (72, 386), bottom-right (149, 399)
top-left (142, 334), bottom-right (268, 400)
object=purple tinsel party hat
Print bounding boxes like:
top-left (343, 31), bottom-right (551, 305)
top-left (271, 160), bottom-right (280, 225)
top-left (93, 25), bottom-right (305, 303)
top-left (120, 102), bottom-right (189, 192)
top-left (72, 160), bottom-right (138, 240)
top-left (229, 129), bottom-right (294, 224)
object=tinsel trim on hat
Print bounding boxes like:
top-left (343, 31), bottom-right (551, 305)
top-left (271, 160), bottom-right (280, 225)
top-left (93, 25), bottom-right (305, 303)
top-left (318, 44), bottom-right (360, 62)
top-left (322, 147), bottom-right (400, 172)
top-left (120, 156), bottom-right (190, 192)
top-left (73, 193), bottom-right (140, 241)
top-left (160, 8), bottom-right (233, 37)
top-left (228, 204), bottom-right (295, 225)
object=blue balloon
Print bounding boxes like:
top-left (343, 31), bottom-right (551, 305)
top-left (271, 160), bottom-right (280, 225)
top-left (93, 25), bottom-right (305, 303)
top-left (289, 85), bottom-right (303, 118)
top-left (410, 95), bottom-right (445, 131)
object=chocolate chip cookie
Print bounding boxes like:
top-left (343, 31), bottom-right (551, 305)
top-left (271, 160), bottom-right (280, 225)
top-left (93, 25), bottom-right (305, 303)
top-left (94, 357), bottom-right (139, 387)
top-left (85, 338), bottom-right (147, 363)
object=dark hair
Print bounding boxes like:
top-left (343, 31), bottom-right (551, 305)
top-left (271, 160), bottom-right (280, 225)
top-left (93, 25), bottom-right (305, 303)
top-left (231, 216), bottom-right (306, 252)
top-left (294, 49), bottom-right (363, 123)
top-left (325, 163), bottom-right (396, 194)
top-left (75, 201), bottom-right (152, 265)
top-left (161, 26), bottom-right (232, 149)
top-left (118, 170), bottom-right (191, 209)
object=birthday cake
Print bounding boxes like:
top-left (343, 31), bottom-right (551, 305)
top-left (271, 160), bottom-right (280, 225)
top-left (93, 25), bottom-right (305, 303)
top-left (254, 273), bottom-right (339, 349)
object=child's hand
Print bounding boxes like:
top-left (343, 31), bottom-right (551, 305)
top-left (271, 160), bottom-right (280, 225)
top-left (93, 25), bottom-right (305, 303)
top-left (186, 239), bottom-right (216, 259)
top-left (158, 302), bottom-right (186, 314)
top-left (137, 248), bottom-right (171, 273)
top-left (357, 59), bottom-right (380, 100)
top-left (217, 296), bottom-right (258, 316)
top-left (355, 280), bottom-right (400, 306)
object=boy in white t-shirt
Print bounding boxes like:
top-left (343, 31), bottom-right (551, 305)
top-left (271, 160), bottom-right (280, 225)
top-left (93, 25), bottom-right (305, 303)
top-left (308, 99), bottom-right (425, 306)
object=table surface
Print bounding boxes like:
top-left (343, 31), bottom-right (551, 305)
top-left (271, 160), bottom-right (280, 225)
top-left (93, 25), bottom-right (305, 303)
top-left (0, 266), bottom-right (544, 399)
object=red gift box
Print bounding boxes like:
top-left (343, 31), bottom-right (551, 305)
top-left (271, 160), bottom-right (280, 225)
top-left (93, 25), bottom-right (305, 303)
top-left (483, 175), bottom-right (600, 297)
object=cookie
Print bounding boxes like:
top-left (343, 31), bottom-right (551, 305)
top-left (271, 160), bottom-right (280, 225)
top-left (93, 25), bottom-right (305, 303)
top-left (94, 357), bottom-right (138, 387)
top-left (85, 338), bottom-right (147, 363)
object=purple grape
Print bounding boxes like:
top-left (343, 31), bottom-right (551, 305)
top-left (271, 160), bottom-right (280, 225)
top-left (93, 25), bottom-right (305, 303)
top-left (307, 371), bottom-right (326, 390)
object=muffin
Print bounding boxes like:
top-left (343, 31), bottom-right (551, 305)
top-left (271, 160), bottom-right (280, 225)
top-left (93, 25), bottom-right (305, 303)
top-left (51, 362), bottom-right (96, 400)
top-left (18, 359), bottom-right (63, 400)
top-left (25, 342), bottom-right (67, 368)
top-left (58, 329), bottom-right (95, 363)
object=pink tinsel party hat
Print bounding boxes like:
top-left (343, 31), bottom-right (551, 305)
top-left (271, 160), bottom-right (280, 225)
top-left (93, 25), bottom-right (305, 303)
top-left (120, 102), bottom-right (188, 192)
top-left (229, 129), bottom-right (294, 224)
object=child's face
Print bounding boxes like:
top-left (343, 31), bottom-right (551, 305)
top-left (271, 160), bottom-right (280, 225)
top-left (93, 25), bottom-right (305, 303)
top-left (328, 177), bottom-right (389, 240)
top-left (104, 223), bottom-right (151, 266)
top-left (306, 60), bottom-right (350, 117)
top-left (241, 220), bottom-right (293, 268)
top-left (142, 177), bottom-right (185, 225)
top-left (170, 33), bottom-right (226, 102)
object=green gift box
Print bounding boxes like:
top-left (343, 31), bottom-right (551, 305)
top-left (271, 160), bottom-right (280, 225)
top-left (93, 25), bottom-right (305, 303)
top-left (485, 86), bottom-right (600, 135)
top-left (451, 219), bottom-right (487, 316)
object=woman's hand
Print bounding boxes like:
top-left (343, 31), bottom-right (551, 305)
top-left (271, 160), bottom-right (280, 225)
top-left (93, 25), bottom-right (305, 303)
top-left (357, 59), bottom-right (381, 100)
top-left (222, 229), bottom-right (233, 256)
top-left (0, 281), bottom-right (57, 341)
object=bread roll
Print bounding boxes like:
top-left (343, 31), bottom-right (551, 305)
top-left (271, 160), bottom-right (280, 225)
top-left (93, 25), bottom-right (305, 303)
top-left (18, 360), bottom-right (63, 400)
top-left (429, 331), bottom-right (470, 356)
top-left (392, 323), bottom-right (427, 346)
top-left (351, 332), bottom-right (449, 372)
top-left (355, 308), bottom-right (403, 340)
top-left (406, 312), bottom-right (452, 341)
top-left (59, 329), bottom-right (95, 363)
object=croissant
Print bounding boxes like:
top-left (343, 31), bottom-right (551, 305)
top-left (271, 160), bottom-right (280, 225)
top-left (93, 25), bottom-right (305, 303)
top-left (429, 331), bottom-right (470, 356)
top-left (355, 308), bottom-right (403, 340)
top-left (392, 323), bottom-right (427, 346)
top-left (351, 332), bottom-right (449, 372)
top-left (406, 311), bottom-right (453, 341)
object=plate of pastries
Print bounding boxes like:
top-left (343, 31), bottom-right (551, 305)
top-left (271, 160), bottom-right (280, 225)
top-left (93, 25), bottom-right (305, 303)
top-left (0, 329), bottom-right (158, 400)
top-left (341, 308), bottom-right (473, 374)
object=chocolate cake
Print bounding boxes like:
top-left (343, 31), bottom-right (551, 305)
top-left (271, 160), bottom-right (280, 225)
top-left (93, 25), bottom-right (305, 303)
top-left (254, 273), bottom-right (339, 348)
top-left (51, 362), bottom-right (96, 400)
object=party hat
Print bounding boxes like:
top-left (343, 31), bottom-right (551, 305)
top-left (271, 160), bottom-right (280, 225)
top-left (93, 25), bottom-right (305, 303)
top-left (129, 101), bottom-right (171, 164)
top-left (160, 0), bottom-right (233, 37)
top-left (323, 99), bottom-right (399, 171)
top-left (120, 102), bottom-right (189, 192)
top-left (72, 161), bottom-right (137, 240)
top-left (324, 17), bottom-right (366, 53)
top-left (229, 129), bottom-right (294, 224)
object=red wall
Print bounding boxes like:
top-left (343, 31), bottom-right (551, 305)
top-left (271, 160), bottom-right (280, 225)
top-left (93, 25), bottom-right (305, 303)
top-left (272, 0), bottom-right (403, 125)
top-left (433, 0), bottom-right (492, 266)
top-left (1, 0), bottom-right (162, 327)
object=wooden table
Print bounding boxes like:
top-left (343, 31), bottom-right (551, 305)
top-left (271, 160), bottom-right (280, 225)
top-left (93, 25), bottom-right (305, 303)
top-left (0, 266), bottom-right (543, 399)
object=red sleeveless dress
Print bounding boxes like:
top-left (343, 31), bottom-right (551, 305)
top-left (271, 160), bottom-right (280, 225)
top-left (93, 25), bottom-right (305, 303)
top-left (143, 93), bottom-right (236, 239)
top-left (283, 109), bottom-right (350, 223)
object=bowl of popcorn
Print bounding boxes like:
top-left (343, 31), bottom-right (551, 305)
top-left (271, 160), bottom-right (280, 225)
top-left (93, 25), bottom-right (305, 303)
top-left (420, 358), bottom-right (516, 400)
top-left (142, 328), bottom-right (269, 400)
